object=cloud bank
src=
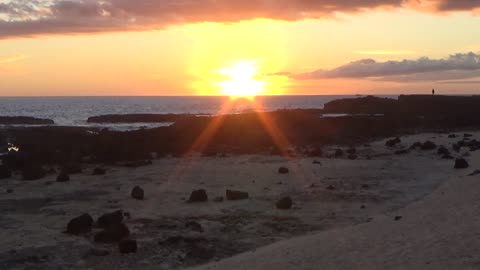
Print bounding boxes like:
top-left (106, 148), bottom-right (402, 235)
top-left (292, 52), bottom-right (480, 82)
top-left (1, 0), bottom-right (480, 39)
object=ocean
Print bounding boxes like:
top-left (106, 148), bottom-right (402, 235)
top-left (0, 95), bottom-right (395, 130)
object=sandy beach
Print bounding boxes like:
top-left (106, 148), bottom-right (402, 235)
top-left (1, 131), bottom-right (477, 269)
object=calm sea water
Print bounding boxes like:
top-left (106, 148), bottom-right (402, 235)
top-left (0, 96), bottom-right (396, 130)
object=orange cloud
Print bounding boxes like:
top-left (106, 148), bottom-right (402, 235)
top-left (0, 55), bottom-right (26, 64)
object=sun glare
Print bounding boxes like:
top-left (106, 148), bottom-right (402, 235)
top-left (217, 61), bottom-right (265, 98)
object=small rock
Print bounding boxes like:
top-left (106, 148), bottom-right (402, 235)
top-left (394, 216), bottom-right (402, 221)
top-left (448, 134), bottom-right (457, 138)
top-left (66, 214), bottom-right (94, 235)
top-left (188, 189), bottom-right (208, 203)
top-left (213, 196), bottom-right (224, 202)
top-left (468, 170), bottom-right (480, 176)
top-left (454, 158), bottom-right (469, 169)
top-left (326, 185), bottom-right (336, 191)
top-left (97, 210), bottom-right (124, 228)
top-left (119, 239), bottom-right (137, 254)
top-left (131, 186), bottom-right (144, 200)
top-left (56, 171), bottom-right (70, 182)
top-left (348, 154), bottom-right (358, 160)
top-left (410, 142), bottom-right (423, 150)
top-left (361, 184), bottom-right (369, 189)
top-left (346, 148), bottom-right (356, 155)
top-left (312, 160), bottom-right (322, 165)
top-left (421, 141), bottom-right (437, 150)
top-left (94, 223), bottom-right (130, 243)
top-left (90, 248), bottom-right (110, 257)
top-left (437, 146), bottom-right (450, 156)
top-left (334, 149), bottom-right (344, 158)
top-left (360, 205), bottom-right (366, 209)
top-left (226, 190), bottom-right (249, 201)
top-left (386, 137), bottom-right (401, 147)
top-left (464, 133), bottom-right (473, 138)
top-left (394, 149), bottom-right (409, 155)
top-left (275, 197), bottom-right (293, 209)
top-left (278, 167), bottom-right (289, 174)
top-left (6, 188), bottom-right (13, 194)
top-left (93, 167), bottom-right (106, 175)
top-left (185, 221), bottom-right (203, 232)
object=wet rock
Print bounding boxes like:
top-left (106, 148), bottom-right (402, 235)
top-left (22, 165), bottom-right (46, 181)
top-left (226, 190), bottom-right (249, 201)
top-left (394, 216), bottom-right (402, 221)
top-left (186, 221), bottom-right (203, 232)
top-left (348, 154), bottom-right (358, 160)
top-left (187, 244), bottom-right (215, 260)
top-left (66, 214), bottom-right (94, 235)
top-left (312, 160), bottom-right (322, 165)
top-left (119, 239), bottom-right (137, 254)
top-left (188, 189), bottom-right (208, 203)
top-left (437, 146), bottom-right (450, 156)
top-left (131, 186), bottom-right (144, 200)
top-left (97, 210), bottom-right (124, 229)
top-left (448, 134), bottom-right (457, 138)
top-left (94, 223), bottom-right (130, 243)
top-left (326, 185), bottom-right (336, 191)
top-left (278, 167), bottom-right (289, 174)
top-left (6, 188), bottom-right (13, 193)
top-left (421, 141), bottom-right (437, 150)
top-left (360, 205), bottom-right (366, 209)
top-left (464, 133), bottom-right (473, 138)
top-left (386, 137), bottom-right (401, 147)
top-left (394, 149), bottom-right (409, 155)
top-left (213, 196), bottom-right (224, 202)
top-left (89, 248), bottom-right (110, 257)
top-left (93, 167), bottom-right (106, 175)
top-left (334, 149), bottom-right (344, 158)
top-left (56, 171), bottom-right (70, 182)
top-left (0, 165), bottom-right (12, 179)
top-left (454, 158), bottom-right (469, 169)
top-left (275, 197), bottom-right (293, 210)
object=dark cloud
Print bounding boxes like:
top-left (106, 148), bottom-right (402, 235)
top-left (1, 0), bottom-right (479, 39)
top-left (292, 52), bottom-right (480, 82)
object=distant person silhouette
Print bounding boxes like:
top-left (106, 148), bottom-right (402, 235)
top-left (432, 89), bottom-right (435, 95)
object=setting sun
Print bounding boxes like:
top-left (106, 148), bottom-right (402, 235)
top-left (217, 61), bottom-right (265, 98)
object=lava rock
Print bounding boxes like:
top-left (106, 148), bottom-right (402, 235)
top-left (119, 239), bottom-right (137, 254)
top-left (93, 167), bottom-right (106, 175)
top-left (275, 197), bottom-right (293, 209)
top-left (437, 146), bottom-right (450, 156)
top-left (278, 167), bottom-right (289, 174)
top-left (22, 165), bottom-right (46, 181)
top-left (0, 165), bottom-right (12, 179)
top-left (94, 223), bottom-right (130, 243)
top-left (421, 141), bottom-right (437, 150)
top-left (131, 186), bottom-right (144, 200)
top-left (56, 171), bottom-right (70, 182)
top-left (188, 189), bottom-right (208, 203)
top-left (185, 221), bottom-right (203, 232)
top-left (226, 190), bottom-right (249, 201)
top-left (386, 137), bottom-right (401, 147)
top-left (454, 158), bottom-right (469, 169)
top-left (66, 214), bottom-right (94, 235)
top-left (97, 210), bottom-right (124, 229)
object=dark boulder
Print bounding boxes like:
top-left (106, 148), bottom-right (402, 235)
top-left (421, 141), bottom-right (437, 150)
top-left (437, 146), bottom-right (450, 156)
top-left (0, 165), bottom-right (12, 179)
top-left (56, 171), bottom-right (70, 182)
top-left (188, 189), bottom-right (208, 203)
top-left (131, 186), bottom-right (144, 200)
top-left (97, 210), bottom-right (124, 229)
top-left (226, 190), bottom-right (249, 201)
top-left (119, 239), bottom-right (137, 254)
top-left (66, 214), bottom-right (94, 235)
top-left (22, 165), bottom-right (46, 181)
top-left (94, 223), bottom-right (130, 243)
top-left (386, 137), bottom-right (401, 147)
top-left (278, 167), bottom-right (289, 174)
top-left (93, 167), bottom-right (106, 175)
top-left (275, 197), bottom-right (293, 209)
top-left (454, 159), bottom-right (469, 169)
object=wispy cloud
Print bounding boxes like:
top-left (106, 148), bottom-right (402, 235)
top-left (0, 54), bottom-right (26, 64)
top-left (290, 52), bottom-right (480, 82)
top-left (354, 50), bottom-right (416, 55)
top-left (0, 1), bottom-right (480, 39)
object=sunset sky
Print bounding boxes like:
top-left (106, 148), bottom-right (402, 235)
top-left (1, 0), bottom-right (480, 96)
